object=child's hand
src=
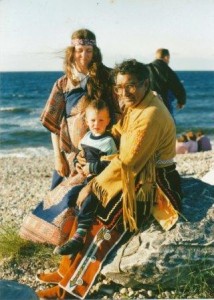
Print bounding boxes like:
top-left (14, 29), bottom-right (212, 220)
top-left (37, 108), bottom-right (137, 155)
top-left (82, 163), bottom-right (90, 176)
top-left (75, 162), bottom-right (84, 175)
top-left (76, 150), bottom-right (87, 166)
top-left (177, 103), bottom-right (185, 109)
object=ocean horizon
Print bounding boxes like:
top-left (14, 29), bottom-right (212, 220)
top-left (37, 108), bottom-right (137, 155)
top-left (0, 70), bottom-right (214, 157)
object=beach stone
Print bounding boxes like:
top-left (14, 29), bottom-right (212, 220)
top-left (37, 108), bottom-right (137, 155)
top-left (201, 168), bottom-right (214, 185)
top-left (0, 280), bottom-right (38, 300)
top-left (102, 177), bottom-right (214, 289)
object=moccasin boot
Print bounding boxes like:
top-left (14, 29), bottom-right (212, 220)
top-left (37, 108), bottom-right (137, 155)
top-left (36, 285), bottom-right (64, 299)
top-left (36, 271), bottom-right (62, 284)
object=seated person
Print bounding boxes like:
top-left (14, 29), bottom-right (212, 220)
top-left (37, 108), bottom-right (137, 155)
top-left (196, 130), bottom-right (212, 152)
top-left (54, 59), bottom-right (182, 256)
top-left (176, 134), bottom-right (189, 154)
top-left (54, 99), bottom-right (117, 255)
top-left (185, 131), bottom-right (198, 153)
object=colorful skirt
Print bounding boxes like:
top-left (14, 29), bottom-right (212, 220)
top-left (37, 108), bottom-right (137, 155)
top-left (19, 173), bottom-right (86, 246)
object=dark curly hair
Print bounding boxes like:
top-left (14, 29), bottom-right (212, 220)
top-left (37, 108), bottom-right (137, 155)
top-left (113, 59), bottom-right (149, 83)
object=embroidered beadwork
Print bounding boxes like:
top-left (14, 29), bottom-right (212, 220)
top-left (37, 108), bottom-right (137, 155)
top-left (71, 39), bottom-right (96, 46)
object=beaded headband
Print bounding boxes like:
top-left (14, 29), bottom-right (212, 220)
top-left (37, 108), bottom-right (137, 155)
top-left (71, 38), bottom-right (96, 46)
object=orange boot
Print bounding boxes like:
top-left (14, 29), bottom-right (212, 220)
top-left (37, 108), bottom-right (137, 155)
top-left (36, 286), bottom-right (70, 299)
top-left (36, 271), bottom-right (62, 284)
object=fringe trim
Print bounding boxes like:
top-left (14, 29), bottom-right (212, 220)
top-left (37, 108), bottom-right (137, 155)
top-left (121, 164), bottom-right (137, 232)
top-left (92, 179), bottom-right (109, 206)
top-left (100, 154), bottom-right (118, 162)
top-left (122, 156), bottom-right (156, 232)
top-left (92, 156), bottom-right (156, 232)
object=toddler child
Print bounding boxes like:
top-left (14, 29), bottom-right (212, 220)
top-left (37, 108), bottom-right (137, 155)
top-left (54, 99), bottom-right (117, 255)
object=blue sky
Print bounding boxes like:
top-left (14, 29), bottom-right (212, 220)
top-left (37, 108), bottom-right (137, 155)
top-left (0, 0), bottom-right (214, 71)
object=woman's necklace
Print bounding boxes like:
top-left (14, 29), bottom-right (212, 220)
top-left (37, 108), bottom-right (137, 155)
top-left (78, 72), bottom-right (89, 82)
top-left (71, 64), bottom-right (89, 88)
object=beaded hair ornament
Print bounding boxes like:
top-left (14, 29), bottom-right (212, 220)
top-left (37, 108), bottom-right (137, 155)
top-left (71, 39), bottom-right (96, 46)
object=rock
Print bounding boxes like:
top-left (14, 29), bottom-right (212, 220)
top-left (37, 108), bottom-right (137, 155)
top-left (102, 177), bottom-right (214, 289)
top-left (201, 168), bottom-right (214, 185)
top-left (98, 284), bottom-right (115, 296)
top-left (119, 287), bottom-right (127, 294)
top-left (0, 280), bottom-right (38, 300)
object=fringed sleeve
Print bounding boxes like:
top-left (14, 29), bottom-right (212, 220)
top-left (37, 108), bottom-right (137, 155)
top-left (91, 156), bottom-right (123, 205)
top-left (121, 163), bottom-right (137, 231)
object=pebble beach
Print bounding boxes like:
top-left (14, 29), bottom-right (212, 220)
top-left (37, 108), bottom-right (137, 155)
top-left (0, 150), bottom-right (214, 299)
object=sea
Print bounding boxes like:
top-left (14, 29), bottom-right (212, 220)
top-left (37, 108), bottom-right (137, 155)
top-left (0, 71), bottom-right (214, 157)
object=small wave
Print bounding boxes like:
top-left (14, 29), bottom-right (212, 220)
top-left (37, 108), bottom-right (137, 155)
top-left (0, 147), bottom-right (53, 158)
top-left (0, 130), bottom-right (51, 150)
top-left (30, 108), bottom-right (43, 115)
top-left (0, 124), bottom-right (19, 133)
top-left (0, 107), bottom-right (32, 113)
top-left (0, 116), bottom-right (42, 130)
top-left (0, 107), bottom-right (17, 111)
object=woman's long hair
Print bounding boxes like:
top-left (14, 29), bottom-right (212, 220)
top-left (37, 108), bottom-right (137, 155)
top-left (64, 29), bottom-right (111, 101)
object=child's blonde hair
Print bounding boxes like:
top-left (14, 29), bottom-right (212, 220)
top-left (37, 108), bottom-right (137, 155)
top-left (86, 100), bottom-right (110, 115)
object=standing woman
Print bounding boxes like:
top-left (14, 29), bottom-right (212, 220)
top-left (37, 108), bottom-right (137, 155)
top-left (20, 29), bottom-right (120, 245)
top-left (44, 28), bottom-right (118, 188)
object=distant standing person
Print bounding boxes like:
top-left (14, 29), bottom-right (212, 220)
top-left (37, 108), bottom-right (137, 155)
top-left (196, 130), bottom-right (212, 152)
top-left (147, 48), bottom-right (186, 116)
